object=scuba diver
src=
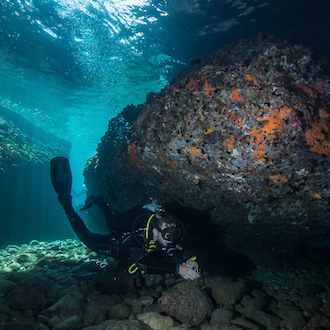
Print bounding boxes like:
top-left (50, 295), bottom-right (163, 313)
top-left (50, 157), bottom-right (201, 280)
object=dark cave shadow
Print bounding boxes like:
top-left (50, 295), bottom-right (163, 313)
top-left (163, 203), bottom-right (256, 278)
top-left (297, 232), bottom-right (330, 267)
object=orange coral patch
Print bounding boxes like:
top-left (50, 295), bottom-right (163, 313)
top-left (168, 142), bottom-right (174, 150)
top-left (279, 106), bottom-right (293, 119)
top-left (204, 79), bottom-right (216, 95)
top-left (311, 81), bottom-right (327, 92)
top-left (188, 146), bottom-right (202, 157)
top-left (223, 136), bottom-right (235, 150)
top-left (128, 140), bottom-right (146, 166)
top-left (256, 107), bottom-right (293, 134)
top-left (295, 82), bottom-right (327, 96)
top-left (262, 158), bottom-right (270, 166)
top-left (247, 107), bottom-right (292, 164)
top-left (310, 142), bottom-right (330, 155)
top-left (305, 109), bottom-right (330, 156)
top-left (168, 161), bottom-right (177, 169)
top-left (186, 80), bottom-right (200, 94)
top-left (310, 90), bottom-right (318, 98)
top-left (232, 89), bottom-right (243, 100)
top-left (246, 137), bottom-right (260, 146)
top-left (295, 83), bottom-right (309, 93)
top-left (244, 74), bottom-right (258, 86)
top-left (239, 167), bottom-right (258, 175)
top-left (253, 142), bottom-right (267, 161)
top-left (319, 109), bottom-right (330, 119)
top-left (269, 174), bottom-right (288, 184)
top-left (310, 82), bottom-right (318, 90)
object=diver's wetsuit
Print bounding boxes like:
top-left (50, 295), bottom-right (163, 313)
top-left (59, 196), bottom-right (195, 274)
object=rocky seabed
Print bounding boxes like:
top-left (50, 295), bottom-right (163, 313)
top-left (0, 238), bottom-right (330, 330)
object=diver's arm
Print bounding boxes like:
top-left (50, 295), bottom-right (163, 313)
top-left (174, 246), bottom-right (199, 264)
top-left (60, 200), bottom-right (117, 255)
top-left (129, 244), bottom-right (200, 275)
top-left (131, 248), bottom-right (200, 279)
top-left (130, 247), bottom-right (178, 274)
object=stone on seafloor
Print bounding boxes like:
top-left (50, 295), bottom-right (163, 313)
top-left (52, 314), bottom-right (82, 329)
top-left (210, 280), bottom-right (246, 305)
top-left (280, 315), bottom-right (306, 330)
top-left (83, 291), bottom-right (115, 315)
top-left (91, 272), bottom-right (135, 295)
top-left (82, 307), bottom-right (106, 327)
top-left (83, 319), bottom-right (151, 330)
top-left (139, 295), bottom-right (154, 306)
top-left (241, 296), bottom-right (266, 317)
top-left (107, 302), bottom-right (132, 320)
top-left (240, 295), bottom-right (282, 329)
top-left (137, 311), bottom-right (174, 330)
top-left (158, 287), bottom-right (213, 326)
top-left (41, 292), bottom-right (84, 324)
top-left (84, 34), bottom-right (330, 228)
top-left (307, 314), bottom-right (330, 328)
top-left (230, 317), bottom-right (261, 330)
top-left (8, 283), bottom-right (48, 310)
top-left (0, 279), bottom-right (17, 296)
top-left (201, 323), bottom-right (242, 330)
top-left (299, 284), bottom-right (324, 296)
top-left (297, 296), bottom-right (323, 311)
top-left (210, 308), bottom-right (235, 324)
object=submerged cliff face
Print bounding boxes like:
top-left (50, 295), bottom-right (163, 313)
top-left (85, 35), bottom-right (330, 236)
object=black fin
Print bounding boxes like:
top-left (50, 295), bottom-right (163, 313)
top-left (51, 157), bottom-right (72, 197)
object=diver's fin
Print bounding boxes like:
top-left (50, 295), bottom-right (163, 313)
top-left (51, 157), bottom-right (72, 197)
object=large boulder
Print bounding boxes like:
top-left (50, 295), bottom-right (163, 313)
top-left (84, 35), bottom-right (330, 232)
top-left (41, 292), bottom-right (84, 328)
top-left (158, 287), bottom-right (213, 326)
top-left (209, 280), bottom-right (246, 305)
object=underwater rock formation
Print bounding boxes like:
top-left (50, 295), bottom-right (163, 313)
top-left (85, 35), bottom-right (330, 229)
top-left (0, 111), bottom-right (71, 247)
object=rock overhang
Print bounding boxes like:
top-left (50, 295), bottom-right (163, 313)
top-left (84, 35), bottom-right (330, 235)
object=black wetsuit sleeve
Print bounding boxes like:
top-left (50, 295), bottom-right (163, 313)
top-left (175, 247), bottom-right (197, 261)
top-left (130, 247), bottom-right (178, 274)
top-left (61, 202), bottom-right (116, 255)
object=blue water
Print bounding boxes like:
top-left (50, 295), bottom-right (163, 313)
top-left (0, 0), bottom-right (329, 222)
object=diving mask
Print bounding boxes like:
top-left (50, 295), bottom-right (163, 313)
top-left (160, 226), bottom-right (182, 243)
